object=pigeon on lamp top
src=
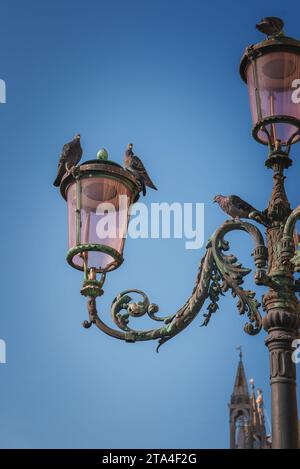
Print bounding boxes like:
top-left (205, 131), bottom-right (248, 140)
top-left (53, 134), bottom-right (83, 187)
top-left (213, 195), bottom-right (258, 220)
top-left (124, 143), bottom-right (157, 196)
top-left (256, 17), bottom-right (284, 37)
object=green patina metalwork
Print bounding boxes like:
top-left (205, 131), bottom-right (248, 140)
top-left (81, 279), bottom-right (104, 298)
top-left (66, 243), bottom-right (123, 273)
top-left (81, 271), bottom-right (106, 303)
top-left (83, 219), bottom-right (268, 351)
top-left (97, 148), bottom-right (108, 160)
top-left (281, 205), bottom-right (300, 272)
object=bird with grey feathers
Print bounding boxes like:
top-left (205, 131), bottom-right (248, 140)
top-left (124, 143), bottom-right (157, 196)
top-left (53, 134), bottom-right (83, 187)
top-left (256, 17), bottom-right (284, 37)
top-left (213, 195), bottom-right (258, 220)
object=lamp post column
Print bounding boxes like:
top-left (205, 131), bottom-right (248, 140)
top-left (264, 292), bottom-right (299, 448)
top-left (262, 157), bottom-right (300, 448)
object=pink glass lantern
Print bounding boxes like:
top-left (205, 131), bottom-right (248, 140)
top-left (240, 35), bottom-right (300, 148)
top-left (61, 158), bottom-right (139, 274)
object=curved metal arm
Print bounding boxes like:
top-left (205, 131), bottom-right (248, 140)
top-left (281, 205), bottom-right (300, 270)
top-left (283, 205), bottom-right (300, 238)
top-left (210, 219), bottom-right (267, 335)
top-left (89, 248), bottom-right (216, 351)
top-left (83, 219), bottom-right (267, 350)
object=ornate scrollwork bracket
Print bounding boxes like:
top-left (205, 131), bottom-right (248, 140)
top-left (281, 205), bottom-right (300, 271)
top-left (82, 219), bottom-right (268, 351)
top-left (209, 220), bottom-right (267, 335)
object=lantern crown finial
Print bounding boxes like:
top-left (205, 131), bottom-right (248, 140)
top-left (256, 17), bottom-right (284, 38)
top-left (97, 148), bottom-right (109, 160)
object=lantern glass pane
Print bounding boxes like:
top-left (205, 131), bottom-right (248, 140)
top-left (246, 51), bottom-right (300, 144)
top-left (67, 176), bottom-right (133, 271)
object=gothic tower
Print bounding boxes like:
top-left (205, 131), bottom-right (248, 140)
top-left (229, 348), bottom-right (271, 449)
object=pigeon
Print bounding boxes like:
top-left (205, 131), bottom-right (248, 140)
top-left (213, 195), bottom-right (258, 220)
top-left (124, 143), bottom-right (157, 196)
top-left (256, 17), bottom-right (284, 37)
top-left (53, 134), bottom-right (83, 187)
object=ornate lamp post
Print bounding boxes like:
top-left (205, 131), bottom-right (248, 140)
top-left (239, 19), bottom-right (300, 449)
top-left (57, 19), bottom-right (300, 449)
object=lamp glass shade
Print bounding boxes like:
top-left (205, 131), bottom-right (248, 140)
top-left (67, 176), bottom-right (133, 272)
top-left (246, 50), bottom-right (300, 144)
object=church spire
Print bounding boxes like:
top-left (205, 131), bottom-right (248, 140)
top-left (229, 348), bottom-right (271, 449)
top-left (229, 348), bottom-right (252, 449)
top-left (231, 347), bottom-right (249, 404)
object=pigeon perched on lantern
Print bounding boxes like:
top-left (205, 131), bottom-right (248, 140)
top-left (124, 143), bottom-right (157, 196)
top-left (213, 194), bottom-right (259, 220)
top-left (53, 134), bottom-right (83, 187)
top-left (256, 17), bottom-right (284, 37)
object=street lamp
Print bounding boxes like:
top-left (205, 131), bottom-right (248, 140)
top-left (240, 23), bottom-right (300, 157)
top-left (60, 151), bottom-right (140, 306)
top-left (239, 21), bottom-right (300, 273)
top-left (57, 18), bottom-right (300, 449)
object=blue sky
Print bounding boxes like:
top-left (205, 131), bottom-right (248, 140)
top-left (0, 0), bottom-right (299, 449)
